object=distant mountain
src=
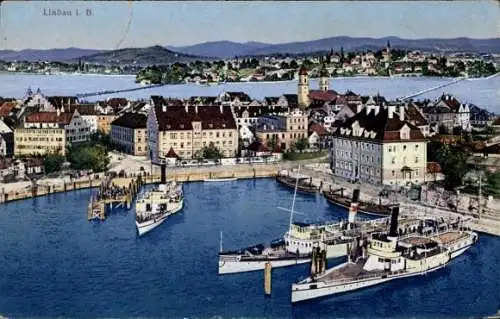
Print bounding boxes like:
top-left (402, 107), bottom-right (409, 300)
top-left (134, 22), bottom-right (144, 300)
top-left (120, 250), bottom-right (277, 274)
top-left (0, 48), bottom-right (105, 62)
top-left (167, 37), bottom-right (500, 58)
top-left (167, 40), bottom-right (270, 59)
top-left (76, 45), bottom-right (211, 66)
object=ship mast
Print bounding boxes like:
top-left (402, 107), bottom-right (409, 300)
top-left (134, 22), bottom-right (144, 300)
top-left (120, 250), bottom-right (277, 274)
top-left (219, 231), bottom-right (223, 253)
top-left (288, 165), bottom-right (301, 235)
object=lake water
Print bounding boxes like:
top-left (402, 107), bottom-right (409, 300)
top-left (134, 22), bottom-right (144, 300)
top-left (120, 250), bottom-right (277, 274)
top-left (0, 73), bottom-right (498, 113)
top-left (0, 179), bottom-right (498, 318)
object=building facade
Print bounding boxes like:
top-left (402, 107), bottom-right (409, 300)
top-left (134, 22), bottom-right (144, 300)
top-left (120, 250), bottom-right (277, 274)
top-left (148, 104), bottom-right (238, 162)
top-left (254, 108), bottom-right (308, 151)
top-left (330, 105), bottom-right (427, 186)
top-left (14, 128), bottom-right (66, 156)
top-left (110, 113), bottom-right (148, 156)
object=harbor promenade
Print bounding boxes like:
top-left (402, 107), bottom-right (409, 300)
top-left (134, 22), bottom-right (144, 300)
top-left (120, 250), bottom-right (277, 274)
top-left (0, 159), bottom-right (326, 204)
top-left (296, 163), bottom-right (500, 237)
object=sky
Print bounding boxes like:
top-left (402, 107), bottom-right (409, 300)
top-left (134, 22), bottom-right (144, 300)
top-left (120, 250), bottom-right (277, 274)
top-left (0, 1), bottom-right (498, 50)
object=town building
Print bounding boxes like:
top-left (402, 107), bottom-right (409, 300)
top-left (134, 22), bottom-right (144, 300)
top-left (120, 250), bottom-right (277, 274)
top-left (147, 103), bottom-right (238, 162)
top-left (254, 108), bottom-right (308, 151)
top-left (330, 105), bottom-right (427, 186)
top-left (423, 94), bottom-right (471, 133)
top-left (110, 112), bottom-right (148, 156)
top-left (14, 127), bottom-right (66, 156)
top-left (0, 119), bottom-right (14, 157)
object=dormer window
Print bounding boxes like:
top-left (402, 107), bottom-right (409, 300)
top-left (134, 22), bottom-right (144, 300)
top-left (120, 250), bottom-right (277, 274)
top-left (166, 124), bottom-right (171, 129)
top-left (180, 124), bottom-right (184, 129)
top-left (208, 123), bottom-right (213, 128)
top-left (222, 123), bottom-right (226, 128)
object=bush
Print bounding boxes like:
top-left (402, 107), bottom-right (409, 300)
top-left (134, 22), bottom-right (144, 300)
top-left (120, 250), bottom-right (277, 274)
top-left (68, 143), bottom-right (109, 172)
top-left (43, 153), bottom-right (65, 173)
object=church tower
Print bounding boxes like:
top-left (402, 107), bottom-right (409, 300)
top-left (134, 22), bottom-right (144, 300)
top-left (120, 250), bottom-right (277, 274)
top-left (297, 66), bottom-right (309, 108)
top-left (319, 64), bottom-right (329, 92)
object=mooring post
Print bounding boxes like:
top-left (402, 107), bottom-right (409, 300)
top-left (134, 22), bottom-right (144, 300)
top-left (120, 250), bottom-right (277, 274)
top-left (264, 262), bottom-right (272, 296)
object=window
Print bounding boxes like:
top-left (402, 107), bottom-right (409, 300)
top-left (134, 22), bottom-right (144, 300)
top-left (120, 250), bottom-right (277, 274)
top-left (415, 157), bottom-right (419, 163)
top-left (403, 145), bottom-right (407, 151)
top-left (392, 157), bottom-right (396, 164)
top-left (392, 170), bottom-right (395, 177)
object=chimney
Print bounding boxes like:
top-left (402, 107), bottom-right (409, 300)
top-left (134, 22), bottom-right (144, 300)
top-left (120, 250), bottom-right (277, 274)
top-left (195, 105), bottom-right (198, 114)
top-left (388, 105), bottom-right (395, 119)
top-left (220, 104), bottom-right (223, 114)
top-left (185, 104), bottom-right (188, 113)
top-left (399, 105), bottom-right (405, 121)
top-left (388, 205), bottom-right (400, 238)
top-left (56, 107), bottom-right (60, 116)
top-left (160, 163), bottom-right (166, 184)
top-left (162, 104), bottom-right (167, 112)
top-left (348, 189), bottom-right (360, 228)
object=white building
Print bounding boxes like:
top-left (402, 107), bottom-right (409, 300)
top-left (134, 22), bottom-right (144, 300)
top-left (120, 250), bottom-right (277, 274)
top-left (330, 105), bottom-right (428, 186)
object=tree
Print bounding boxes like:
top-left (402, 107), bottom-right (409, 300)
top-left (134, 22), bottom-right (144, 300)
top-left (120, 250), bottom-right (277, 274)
top-left (266, 135), bottom-right (278, 152)
top-left (43, 152), bottom-right (65, 174)
top-left (202, 142), bottom-right (223, 160)
top-left (294, 137), bottom-right (308, 153)
top-left (485, 171), bottom-right (500, 197)
top-left (289, 60), bottom-right (298, 69)
top-left (69, 143), bottom-right (109, 172)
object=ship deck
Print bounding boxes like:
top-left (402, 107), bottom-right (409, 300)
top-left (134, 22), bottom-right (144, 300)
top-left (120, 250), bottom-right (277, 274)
top-left (432, 231), bottom-right (468, 245)
top-left (317, 259), bottom-right (385, 283)
top-left (400, 236), bottom-right (435, 246)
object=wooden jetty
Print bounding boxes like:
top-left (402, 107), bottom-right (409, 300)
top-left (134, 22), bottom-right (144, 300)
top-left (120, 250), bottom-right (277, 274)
top-left (87, 176), bottom-right (143, 221)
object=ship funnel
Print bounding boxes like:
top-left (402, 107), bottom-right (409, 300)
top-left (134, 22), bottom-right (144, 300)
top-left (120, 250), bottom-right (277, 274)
top-left (388, 205), bottom-right (400, 237)
top-left (348, 189), bottom-right (360, 226)
top-left (160, 163), bottom-right (166, 184)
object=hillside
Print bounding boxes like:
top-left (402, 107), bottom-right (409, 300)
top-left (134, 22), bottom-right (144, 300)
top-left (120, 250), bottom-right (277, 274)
top-left (77, 45), bottom-right (212, 66)
top-left (0, 48), bottom-right (104, 62)
top-left (168, 37), bottom-right (500, 58)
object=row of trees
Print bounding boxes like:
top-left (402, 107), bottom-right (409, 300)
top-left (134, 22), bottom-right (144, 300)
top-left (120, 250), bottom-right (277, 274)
top-left (41, 133), bottom-right (112, 175)
top-left (428, 140), bottom-right (499, 196)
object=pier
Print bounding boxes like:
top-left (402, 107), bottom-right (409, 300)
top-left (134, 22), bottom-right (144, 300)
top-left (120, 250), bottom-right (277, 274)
top-left (87, 176), bottom-right (142, 221)
top-left (75, 83), bottom-right (164, 99)
top-left (399, 77), bottom-right (467, 100)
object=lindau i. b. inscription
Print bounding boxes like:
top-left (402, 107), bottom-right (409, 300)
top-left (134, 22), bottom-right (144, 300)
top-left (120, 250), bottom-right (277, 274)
top-left (42, 7), bottom-right (93, 17)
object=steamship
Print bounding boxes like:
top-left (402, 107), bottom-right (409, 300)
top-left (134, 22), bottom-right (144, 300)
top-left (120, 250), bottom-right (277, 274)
top-left (276, 171), bottom-right (319, 194)
top-left (291, 205), bottom-right (478, 303)
top-left (135, 163), bottom-right (184, 236)
top-left (218, 186), bottom-right (389, 275)
top-left (323, 187), bottom-right (391, 216)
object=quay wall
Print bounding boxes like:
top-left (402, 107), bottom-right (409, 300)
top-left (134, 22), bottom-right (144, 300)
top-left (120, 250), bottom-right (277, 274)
top-left (0, 164), bottom-right (281, 204)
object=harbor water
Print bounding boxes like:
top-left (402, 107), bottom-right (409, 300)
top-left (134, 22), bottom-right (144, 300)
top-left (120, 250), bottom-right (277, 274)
top-left (0, 179), bottom-right (498, 318)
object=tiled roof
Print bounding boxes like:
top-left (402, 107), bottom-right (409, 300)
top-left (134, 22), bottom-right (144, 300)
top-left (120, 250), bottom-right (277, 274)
top-left (24, 157), bottom-right (44, 167)
top-left (0, 102), bottom-right (16, 117)
top-left (165, 147), bottom-right (180, 158)
top-left (0, 157), bottom-right (12, 170)
top-left (226, 92), bottom-right (251, 102)
top-left (111, 112), bottom-right (147, 129)
top-left (309, 123), bottom-right (329, 136)
top-left (405, 103), bottom-right (428, 126)
top-left (47, 96), bottom-right (78, 109)
top-left (154, 105), bottom-right (237, 131)
top-left (309, 90), bottom-right (337, 102)
top-left (492, 117), bottom-right (500, 126)
top-left (106, 98), bottom-right (128, 108)
top-left (264, 97), bottom-right (279, 105)
top-left (427, 162), bottom-right (442, 174)
top-left (232, 105), bottom-right (288, 118)
top-left (25, 112), bottom-right (73, 125)
top-left (188, 96), bottom-right (218, 105)
top-left (298, 66), bottom-right (308, 75)
top-left (282, 94), bottom-right (298, 108)
top-left (65, 104), bottom-right (98, 115)
top-left (438, 94), bottom-right (461, 111)
top-left (333, 107), bottom-right (426, 142)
